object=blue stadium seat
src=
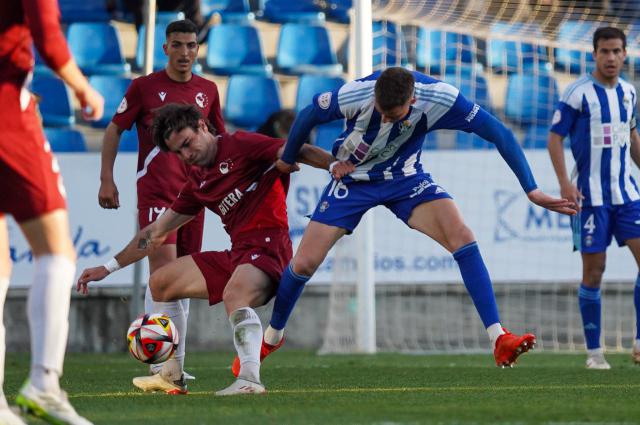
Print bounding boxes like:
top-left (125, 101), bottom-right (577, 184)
top-left (201, 0), bottom-right (254, 23)
top-left (206, 24), bottom-right (271, 75)
top-left (442, 66), bottom-right (491, 111)
top-left (67, 23), bottom-right (131, 76)
top-left (260, 0), bottom-right (325, 23)
top-left (522, 124), bottom-right (550, 149)
top-left (314, 122), bottom-right (343, 151)
top-left (119, 125), bottom-right (138, 152)
top-left (505, 72), bottom-right (559, 126)
top-left (58, 0), bottom-right (110, 22)
top-left (295, 75), bottom-right (345, 112)
top-left (554, 20), bottom-right (597, 74)
top-left (416, 28), bottom-right (474, 75)
top-left (373, 21), bottom-right (409, 69)
top-left (88, 76), bottom-right (132, 128)
top-left (136, 22), bottom-right (203, 72)
top-left (31, 76), bottom-right (74, 127)
top-left (276, 24), bottom-right (342, 75)
top-left (626, 21), bottom-right (640, 75)
top-left (423, 131), bottom-right (440, 150)
top-left (225, 75), bottom-right (282, 129)
top-left (44, 128), bottom-right (87, 152)
top-left (487, 22), bottom-right (549, 74)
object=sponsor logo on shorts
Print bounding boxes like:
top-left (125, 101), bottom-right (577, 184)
top-left (319, 201), bottom-right (329, 212)
top-left (117, 97), bottom-right (128, 114)
top-left (318, 92), bottom-right (332, 110)
top-left (158, 91), bottom-right (167, 101)
top-left (409, 180), bottom-right (434, 198)
top-left (251, 254), bottom-right (260, 260)
top-left (552, 109), bottom-right (561, 125)
top-left (195, 92), bottom-right (208, 108)
top-left (199, 180), bottom-right (207, 188)
top-left (584, 235), bottom-right (594, 247)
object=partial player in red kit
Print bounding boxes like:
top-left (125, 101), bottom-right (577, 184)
top-left (98, 19), bottom-right (225, 391)
top-left (77, 103), bottom-right (352, 395)
top-left (0, 0), bottom-right (103, 423)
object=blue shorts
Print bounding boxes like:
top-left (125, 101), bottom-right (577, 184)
top-left (310, 173), bottom-right (452, 232)
top-left (572, 200), bottom-right (640, 253)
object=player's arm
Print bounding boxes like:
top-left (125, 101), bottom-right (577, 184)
top-left (25, 0), bottom-right (103, 121)
top-left (548, 131), bottom-right (582, 208)
top-left (98, 122), bottom-right (125, 209)
top-left (76, 209), bottom-right (194, 294)
top-left (277, 143), bottom-right (355, 180)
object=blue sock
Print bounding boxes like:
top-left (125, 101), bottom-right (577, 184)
top-left (579, 284), bottom-right (601, 349)
top-left (453, 242), bottom-right (500, 328)
top-left (269, 264), bottom-right (311, 330)
top-left (635, 275), bottom-right (640, 340)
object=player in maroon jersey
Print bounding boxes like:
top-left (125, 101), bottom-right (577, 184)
top-left (77, 103), bottom-right (352, 395)
top-left (98, 19), bottom-right (225, 391)
top-left (0, 0), bottom-right (103, 423)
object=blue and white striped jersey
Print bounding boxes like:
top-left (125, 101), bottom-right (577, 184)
top-left (551, 75), bottom-right (638, 207)
top-left (309, 71), bottom-right (489, 182)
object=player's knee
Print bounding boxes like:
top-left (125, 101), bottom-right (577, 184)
top-left (149, 271), bottom-right (172, 301)
top-left (448, 225), bottom-right (476, 252)
top-left (291, 255), bottom-right (319, 277)
top-left (584, 263), bottom-right (606, 285)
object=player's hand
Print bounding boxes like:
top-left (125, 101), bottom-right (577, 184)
top-left (559, 182), bottom-right (584, 212)
top-left (527, 188), bottom-right (578, 216)
top-left (275, 159), bottom-right (300, 174)
top-left (330, 160), bottom-right (355, 180)
top-left (75, 85), bottom-right (104, 121)
top-left (76, 266), bottom-right (109, 295)
top-left (98, 180), bottom-right (120, 209)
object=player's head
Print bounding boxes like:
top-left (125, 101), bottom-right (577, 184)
top-left (257, 109), bottom-right (296, 139)
top-left (592, 27), bottom-right (626, 81)
top-left (152, 103), bottom-right (217, 167)
top-left (163, 19), bottom-right (199, 76)
top-left (374, 67), bottom-right (416, 123)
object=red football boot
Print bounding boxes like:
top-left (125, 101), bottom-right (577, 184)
top-left (493, 328), bottom-right (536, 367)
top-left (231, 337), bottom-right (285, 377)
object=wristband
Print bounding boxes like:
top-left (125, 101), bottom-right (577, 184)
top-left (103, 258), bottom-right (121, 274)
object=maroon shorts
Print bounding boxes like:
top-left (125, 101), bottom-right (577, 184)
top-left (191, 227), bottom-right (292, 305)
top-left (138, 207), bottom-right (204, 257)
top-left (0, 82), bottom-right (66, 222)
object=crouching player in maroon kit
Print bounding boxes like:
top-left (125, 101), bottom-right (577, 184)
top-left (76, 104), bottom-right (348, 395)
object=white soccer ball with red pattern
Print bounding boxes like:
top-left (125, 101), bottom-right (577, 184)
top-left (127, 313), bottom-right (179, 364)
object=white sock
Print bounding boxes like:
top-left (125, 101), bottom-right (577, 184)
top-left (0, 277), bottom-right (8, 409)
top-left (487, 323), bottom-right (505, 349)
top-left (229, 307), bottom-right (262, 383)
top-left (28, 255), bottom-right (75, 394)
top-left (144, 284), bottom-right (154, 316)
top-left (264, 325), bottom-right (284, 346)
top-left (587, 347), bottom-right (604, 357)
top-left (150, 300), bottom-right (187, 374)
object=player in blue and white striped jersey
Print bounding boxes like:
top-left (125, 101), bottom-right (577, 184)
top-left (249, 67), bottom-right (577, 370)
top-left (548, 27), bottom-right (640, 369)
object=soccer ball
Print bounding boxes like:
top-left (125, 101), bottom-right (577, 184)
top-left (127, 313), bottom-right (179, 364)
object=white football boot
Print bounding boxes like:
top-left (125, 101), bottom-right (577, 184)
top-left (0, 406), bottom-right (26, 425)
top-left (215, 378), bottom-right (266, 396)
top-left (586, 353), bottom-right (611, 370)
top-left (15, 380), bottom-right (93, 425)
top-left (133, 358), bottom-right (187, 395)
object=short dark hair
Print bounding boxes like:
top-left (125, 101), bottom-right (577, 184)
top-left (257, 109), bottom-right (296, 138)
top-left (593, 26), bottom-right (626, 51)
top-left (374, 67), bottom-right (415, 112)
top-left (152, 103), bottom-right (214, 152)
top-left (165, 19), bottom-right (198, 38)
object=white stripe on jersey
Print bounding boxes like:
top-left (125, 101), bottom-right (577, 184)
top-left (415, 82), bottom-right (459, 130)
top-left (621, 82), bottom-right (640, 202)
top-left (136, 146), bottom-right (161, 181)
top-left (583, 85), bottom-right (604, 205)
top-left (605, 88), bottom-right (624, 204)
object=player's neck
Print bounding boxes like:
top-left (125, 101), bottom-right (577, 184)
top-left (165, 67), bottom-right (193, 83)
top-left (591, 70), bottom-right (618, 88)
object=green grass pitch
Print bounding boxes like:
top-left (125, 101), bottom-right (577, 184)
top-left (4, 351), bottom-right (639, 424)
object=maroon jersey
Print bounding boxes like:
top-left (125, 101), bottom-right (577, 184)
top-left (171, 131), bottom-right (289, 240)
top-left (112, 70), bottom-right (225, 209)
top-left (0, 0), bottom-right (71, 84)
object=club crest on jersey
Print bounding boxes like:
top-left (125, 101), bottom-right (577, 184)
top-left (117, 97), bottom-right (128, 113)
top-left (195, 92), bottom-right (208, 108)
top-left (398, 119), bottom-right (412, 135)
top-left (318, 92), bottom-right (332, 110)
top-left (219, 159), bottom-right (234, 174)
top-left (158, 91), bottom-right (167, 101)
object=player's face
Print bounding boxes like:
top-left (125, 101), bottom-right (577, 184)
top-left (165, 120), bottom-right (217, 167)
top-left (593, 37), bottom-right (626, 81)
top-left (376, 97), bottom-right (415, 123)
top-left (164, 32), bottom-right (199, 74)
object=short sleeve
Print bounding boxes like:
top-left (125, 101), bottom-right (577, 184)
top-left (111, 78), bottom-right (141, 131)
top-left (170, 179), bottom-right (202, 216)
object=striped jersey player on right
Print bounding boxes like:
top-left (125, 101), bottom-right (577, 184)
top-left (548, 26), bottom-right (640, 370)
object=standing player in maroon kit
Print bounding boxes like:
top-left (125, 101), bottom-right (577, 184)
top-left (77, 103), bottom-right (349, 395)
top-left (97, 19), bottom-right (225, 393)
top-left (0, 0), bottom-right (104, 423)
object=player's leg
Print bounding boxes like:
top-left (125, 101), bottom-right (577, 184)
top-left (0, 215), bottom-right (26, 425)
top-left (575, 206), bottom-right (611, 369)
top-left (626, 238), bottom-right (640, 363)
top-left (216, 264), bottom-right (275, 396)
